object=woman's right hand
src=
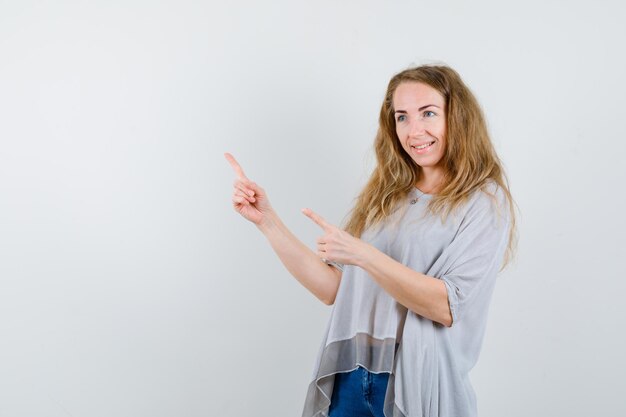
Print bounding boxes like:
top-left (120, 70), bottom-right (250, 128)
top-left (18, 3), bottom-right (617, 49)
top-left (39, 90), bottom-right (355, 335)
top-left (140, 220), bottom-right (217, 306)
top-left (224, 152), bottom-right (274, 226)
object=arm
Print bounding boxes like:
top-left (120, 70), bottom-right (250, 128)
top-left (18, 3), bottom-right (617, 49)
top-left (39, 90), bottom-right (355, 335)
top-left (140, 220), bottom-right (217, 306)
top-left (303, 208), bottom-right (452, 320)
top-left (225, 153), bottom-right (341, 305)
top-left (302, 188), bottom-right (511, 328)
top-left (355, 187), bottom-right (510, 328)
top-left (357, 245), bottom-right (453, 327)
top-left (302, 207), bottom-right (450, 323)
top-left (258, 211), bottom-right (342, 305)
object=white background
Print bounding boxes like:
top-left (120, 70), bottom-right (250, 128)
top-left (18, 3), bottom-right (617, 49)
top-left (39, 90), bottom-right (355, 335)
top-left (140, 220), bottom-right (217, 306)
top-left (1, 1), bottom-right (625, 416)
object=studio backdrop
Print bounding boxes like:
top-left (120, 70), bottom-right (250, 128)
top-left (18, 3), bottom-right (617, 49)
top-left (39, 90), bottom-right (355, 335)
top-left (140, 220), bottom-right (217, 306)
top-left (0, 1), bottom-right (624, 416)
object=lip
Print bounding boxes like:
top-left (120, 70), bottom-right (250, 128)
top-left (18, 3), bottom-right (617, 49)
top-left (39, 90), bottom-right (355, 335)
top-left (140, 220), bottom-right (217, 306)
top-left (411, 141), bottom-right (435, 148)
top-left (410, 140), bottom-right (436, 153)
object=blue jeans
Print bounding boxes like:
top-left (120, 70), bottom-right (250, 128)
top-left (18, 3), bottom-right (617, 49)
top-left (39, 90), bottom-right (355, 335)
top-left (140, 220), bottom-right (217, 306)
top-left (329, 366), bottom-right (390, 417)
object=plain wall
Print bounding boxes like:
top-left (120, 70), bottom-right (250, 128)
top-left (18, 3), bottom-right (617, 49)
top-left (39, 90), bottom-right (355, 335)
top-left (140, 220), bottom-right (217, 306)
top-left (1, 1), bottom-right (625, 416)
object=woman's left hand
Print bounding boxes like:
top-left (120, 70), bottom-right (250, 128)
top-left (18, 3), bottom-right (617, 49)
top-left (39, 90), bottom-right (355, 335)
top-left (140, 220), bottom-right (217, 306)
top-left (302, 207), bottom-right (369, 266)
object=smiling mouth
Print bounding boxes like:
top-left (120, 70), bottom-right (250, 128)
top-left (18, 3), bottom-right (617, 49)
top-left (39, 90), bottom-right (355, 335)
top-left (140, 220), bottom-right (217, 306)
top-left (411, 141), bottom-right (435, 150)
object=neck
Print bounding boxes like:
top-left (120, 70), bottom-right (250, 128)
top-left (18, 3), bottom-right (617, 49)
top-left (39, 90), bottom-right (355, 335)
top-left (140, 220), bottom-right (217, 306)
top-left (416, 168), bottom-right (446, 194)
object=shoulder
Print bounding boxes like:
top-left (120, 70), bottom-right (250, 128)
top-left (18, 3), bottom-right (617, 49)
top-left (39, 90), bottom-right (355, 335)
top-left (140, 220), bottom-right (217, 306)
top-left (464, 180), bottom-right (511, 225)
top-left (470, 180), bottom-right (507, 208)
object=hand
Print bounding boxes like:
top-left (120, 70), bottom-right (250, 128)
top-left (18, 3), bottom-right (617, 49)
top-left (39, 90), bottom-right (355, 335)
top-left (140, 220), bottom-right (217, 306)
top-left (301, 207), bottom-right (368, 266)
top-left (225, 152), bottom-right (274, 226)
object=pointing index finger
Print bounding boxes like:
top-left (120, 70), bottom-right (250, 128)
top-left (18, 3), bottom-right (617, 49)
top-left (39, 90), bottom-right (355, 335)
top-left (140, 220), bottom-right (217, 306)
top-left (224, 152), bottom-right (248, 180)
top-left (302, 208), bottom-right (333, 231)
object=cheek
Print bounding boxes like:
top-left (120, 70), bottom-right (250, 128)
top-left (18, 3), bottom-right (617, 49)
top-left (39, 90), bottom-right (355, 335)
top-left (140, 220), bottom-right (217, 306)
top-left (438, 138), bottom-right (447, 156)
top-left (396, 124), bottom-right (409, 140)
top-left (395, 129), bottom-right (404, 145)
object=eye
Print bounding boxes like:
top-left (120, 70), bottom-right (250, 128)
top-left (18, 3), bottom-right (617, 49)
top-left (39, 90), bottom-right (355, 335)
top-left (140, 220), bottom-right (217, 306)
top-left (424, 110), bottom-right (436, 117)
top-left (396, 114), bottom-right (407, 122)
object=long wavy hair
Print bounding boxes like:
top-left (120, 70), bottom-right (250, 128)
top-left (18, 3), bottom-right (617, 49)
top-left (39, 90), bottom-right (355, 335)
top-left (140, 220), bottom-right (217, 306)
top-left (343, 64), bottom-right (518, 268)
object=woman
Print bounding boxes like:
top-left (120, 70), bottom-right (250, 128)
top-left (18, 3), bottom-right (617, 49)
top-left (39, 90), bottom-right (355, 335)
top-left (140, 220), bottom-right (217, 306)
top-left (226, 64), bottom-right (517, 417)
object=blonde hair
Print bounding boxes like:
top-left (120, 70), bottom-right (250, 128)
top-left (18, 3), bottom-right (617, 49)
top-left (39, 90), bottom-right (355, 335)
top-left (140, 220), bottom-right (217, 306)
top-left (343, 64), bottom-right (518, 268)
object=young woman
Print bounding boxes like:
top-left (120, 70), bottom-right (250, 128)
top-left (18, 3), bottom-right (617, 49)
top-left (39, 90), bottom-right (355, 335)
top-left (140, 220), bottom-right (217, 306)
top-left (226, 64), bottom-right (517, 417)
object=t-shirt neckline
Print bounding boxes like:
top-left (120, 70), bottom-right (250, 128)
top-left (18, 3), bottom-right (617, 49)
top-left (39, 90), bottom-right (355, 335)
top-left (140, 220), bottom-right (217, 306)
top-left (412, 186), bottom-right (434, 199)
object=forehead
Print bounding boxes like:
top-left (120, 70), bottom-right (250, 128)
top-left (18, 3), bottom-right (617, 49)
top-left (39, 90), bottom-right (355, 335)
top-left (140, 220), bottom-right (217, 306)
top-left (392, 82), bottom-right (445, 109)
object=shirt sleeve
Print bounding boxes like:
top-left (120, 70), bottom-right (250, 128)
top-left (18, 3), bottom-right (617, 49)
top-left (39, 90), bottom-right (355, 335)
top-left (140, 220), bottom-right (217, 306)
top-left (325, 260), bottom-right (344, 272)
top-left (434, 187), bottom-right (511, 327)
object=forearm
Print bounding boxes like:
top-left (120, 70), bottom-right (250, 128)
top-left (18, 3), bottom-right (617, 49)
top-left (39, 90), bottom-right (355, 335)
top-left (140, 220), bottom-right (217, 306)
top-left (257, 211), bottom-right (341, 305)
top-left (357, 245), bottom-right (453, 327)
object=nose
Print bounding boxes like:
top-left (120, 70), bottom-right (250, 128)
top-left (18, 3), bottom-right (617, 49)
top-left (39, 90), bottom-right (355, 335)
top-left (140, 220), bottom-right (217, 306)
top-left (409, 118), bottom-right (426, 137)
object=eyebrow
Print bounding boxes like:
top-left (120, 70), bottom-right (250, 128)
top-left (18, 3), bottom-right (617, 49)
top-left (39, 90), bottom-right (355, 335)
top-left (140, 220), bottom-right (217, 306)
top-left (394, 104), bottom-right (441, 113)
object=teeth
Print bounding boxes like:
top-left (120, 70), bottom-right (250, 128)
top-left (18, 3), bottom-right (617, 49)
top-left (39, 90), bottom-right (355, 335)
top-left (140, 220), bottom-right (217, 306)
top-left (414, 142), bottom-right (434, 150)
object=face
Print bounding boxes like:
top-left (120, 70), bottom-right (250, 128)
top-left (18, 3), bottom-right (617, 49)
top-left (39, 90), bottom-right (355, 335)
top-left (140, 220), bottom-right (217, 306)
top-left (392, 82), bottom-right (447, 177)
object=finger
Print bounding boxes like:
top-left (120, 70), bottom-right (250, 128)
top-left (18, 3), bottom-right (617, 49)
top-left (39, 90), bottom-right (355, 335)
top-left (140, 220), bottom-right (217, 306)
top-left (234, 188), bottom-right (255, 202)
top-left (234, 179), bottom-right (255, 197)
top-left (234, 178), bottom-right (263, 195)
top-left (301, 208), bottom-right (333, 231)
top-left (224, 152), bottom-right (249, 180)
top-left (232, 195), bottom-right (250, 206)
